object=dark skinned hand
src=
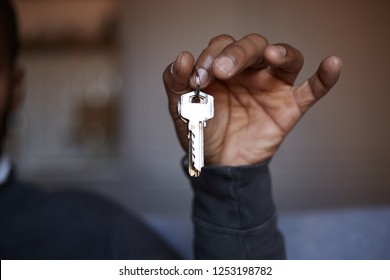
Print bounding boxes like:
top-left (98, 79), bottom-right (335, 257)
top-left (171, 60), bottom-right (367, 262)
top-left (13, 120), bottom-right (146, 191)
top-left (163, 33), bottom-right (341, 166)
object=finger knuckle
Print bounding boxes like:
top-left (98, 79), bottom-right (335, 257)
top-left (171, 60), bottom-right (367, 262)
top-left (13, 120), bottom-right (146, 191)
top-left (246, 33), bottom-right (269, 46)
top-left (209, 34), bottom-right (235, 46)
top-left (226, 44), bottom-right (247, 59)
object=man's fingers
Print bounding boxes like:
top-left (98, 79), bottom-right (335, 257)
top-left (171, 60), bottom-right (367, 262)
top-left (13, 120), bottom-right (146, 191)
top-left (163, 51), bottom-right (195, 96)
top-left (163, 51), bottom-right (195, 125)
top-left (264, 43), bottom-right (304, 85)
top-left (294, 56), bottom-right (342, 112)
top-left (192, 34), bottom-right (236, 88)
top-left (211, 33), bottom-right (269, 80)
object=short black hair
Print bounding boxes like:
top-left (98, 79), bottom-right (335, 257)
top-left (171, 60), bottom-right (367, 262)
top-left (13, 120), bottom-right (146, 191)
top-left (0, 0), bottom-right (20, 63)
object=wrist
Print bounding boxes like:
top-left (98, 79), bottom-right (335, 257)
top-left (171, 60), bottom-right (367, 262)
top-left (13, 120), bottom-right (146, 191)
top-left (184, 157), bottom-right (275, 229)
top-left (206, 151), bottom-right (274, 167)
top-left (204, 140), bottom-right (278, 167)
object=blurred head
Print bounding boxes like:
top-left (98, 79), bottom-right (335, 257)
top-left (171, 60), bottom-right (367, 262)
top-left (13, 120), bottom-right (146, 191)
top-left (0, 0), bottom-right (24, 154)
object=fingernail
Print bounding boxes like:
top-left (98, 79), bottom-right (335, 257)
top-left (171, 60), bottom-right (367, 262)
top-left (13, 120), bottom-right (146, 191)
top-left (171, 52), bottom-right (183, 75)
top-left (214, 56), bottom-right (234, 75)
top-left (334, 56), bottom-right (343, 68)
top-left (271, 45), bottom-right (287, 58)
top-left (197, 67), bottom-right (208, 86)
top-left (170, 62), bottom-right (175, 75)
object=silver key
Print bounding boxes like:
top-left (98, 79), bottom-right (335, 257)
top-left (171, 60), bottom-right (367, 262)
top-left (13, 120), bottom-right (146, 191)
top-left (178, 91), bottom-right (214, 177)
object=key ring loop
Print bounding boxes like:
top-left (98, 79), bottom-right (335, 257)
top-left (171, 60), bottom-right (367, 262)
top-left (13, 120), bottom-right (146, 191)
top-left (193, 68), bottom-right (201, 97)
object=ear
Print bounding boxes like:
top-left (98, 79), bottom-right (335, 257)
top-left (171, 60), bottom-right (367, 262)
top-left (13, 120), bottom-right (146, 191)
top-left (9, 65), bottom-right (25, 112)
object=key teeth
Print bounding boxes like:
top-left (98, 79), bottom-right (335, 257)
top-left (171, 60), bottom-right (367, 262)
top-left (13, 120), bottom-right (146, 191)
top-left (189, 130), bottom-right (201, 177)
top-left (189, 166), bottom-right (201, 177)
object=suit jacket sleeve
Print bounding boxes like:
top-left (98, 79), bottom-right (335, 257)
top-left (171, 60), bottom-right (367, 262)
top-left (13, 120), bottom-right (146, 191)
top-left (187, 160), bottom-right (286, 259)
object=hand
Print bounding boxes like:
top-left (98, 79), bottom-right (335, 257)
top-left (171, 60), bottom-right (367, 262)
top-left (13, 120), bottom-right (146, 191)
top-left (163, 34), bottom-right (341, 166)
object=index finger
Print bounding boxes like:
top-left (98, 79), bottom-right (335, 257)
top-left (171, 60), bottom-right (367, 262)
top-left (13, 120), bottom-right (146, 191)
top-left (212, 33), bottom-right (269, 80)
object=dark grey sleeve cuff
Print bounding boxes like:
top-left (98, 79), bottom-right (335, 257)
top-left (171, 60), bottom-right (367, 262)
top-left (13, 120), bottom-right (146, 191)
top-left (185, 159), bottom-right (275, 229)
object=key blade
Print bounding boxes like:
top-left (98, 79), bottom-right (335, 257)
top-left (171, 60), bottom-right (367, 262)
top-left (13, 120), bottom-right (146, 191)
top-left (188, 120), bottom-right (204, 174)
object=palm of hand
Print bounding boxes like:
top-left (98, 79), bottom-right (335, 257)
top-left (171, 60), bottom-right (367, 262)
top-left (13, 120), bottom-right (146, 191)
top-left (201, 68), bottom-right (301, 166)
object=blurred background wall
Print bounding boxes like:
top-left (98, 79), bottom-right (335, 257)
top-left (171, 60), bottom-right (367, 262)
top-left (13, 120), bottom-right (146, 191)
top-left (8, 0), bottom-right (390, 216)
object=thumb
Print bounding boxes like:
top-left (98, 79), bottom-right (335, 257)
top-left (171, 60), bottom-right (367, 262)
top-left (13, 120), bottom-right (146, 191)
top-left (163, 51), bottom-right (195, 121)
top-left (163, 51), bottom-right (195, 97)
